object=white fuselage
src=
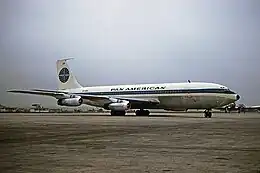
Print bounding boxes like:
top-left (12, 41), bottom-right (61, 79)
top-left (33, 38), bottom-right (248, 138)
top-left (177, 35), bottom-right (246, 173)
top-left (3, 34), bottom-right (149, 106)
top-left (65, 82), bottom-right (239, 110)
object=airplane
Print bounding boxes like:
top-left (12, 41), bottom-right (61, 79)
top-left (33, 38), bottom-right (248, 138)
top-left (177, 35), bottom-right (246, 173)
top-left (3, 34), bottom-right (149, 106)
top-left (218, 103), bottom-right (260, 113)
top-left (7, 58), bottom-right (240, 118)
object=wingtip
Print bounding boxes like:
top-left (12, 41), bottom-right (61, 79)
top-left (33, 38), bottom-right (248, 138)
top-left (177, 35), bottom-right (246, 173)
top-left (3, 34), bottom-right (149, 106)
top-left (6, 89), bottom-right (31, 93)
top-left (6, 89), bottom-right (23, 93)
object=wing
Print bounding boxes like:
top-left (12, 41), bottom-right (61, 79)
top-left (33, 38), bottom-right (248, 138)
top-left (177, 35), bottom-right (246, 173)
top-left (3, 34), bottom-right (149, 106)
top-left (244, 106), bottom-right (260, 110)
top-left (248, 106), bottom-right (260, 108)
top-left (7, 89), bottom-right (67, 99)
top-left (7, 89), bottom-right (160, 105)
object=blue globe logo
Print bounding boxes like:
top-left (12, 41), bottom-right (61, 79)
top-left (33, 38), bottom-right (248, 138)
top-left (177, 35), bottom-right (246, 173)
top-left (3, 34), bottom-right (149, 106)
top-left (59, 68), bottom-right (70, 83)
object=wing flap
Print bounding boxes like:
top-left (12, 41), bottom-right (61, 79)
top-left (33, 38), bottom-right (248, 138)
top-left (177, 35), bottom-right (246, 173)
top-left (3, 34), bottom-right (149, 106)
top-left (115, 97), bottom-right (160, 104)
top-left (78, 94), bottom-right (160, 104)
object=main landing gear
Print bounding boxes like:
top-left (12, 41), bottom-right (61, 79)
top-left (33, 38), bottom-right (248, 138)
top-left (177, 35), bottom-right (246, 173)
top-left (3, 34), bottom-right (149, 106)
top-left (110, 110), bottom-right (150, 116)
top-left (135, 109), bottom-right (150, 116)
top-left (110, 110), bottom-right (126, 116)
top-left (204, 109), bottom-right (212, 118)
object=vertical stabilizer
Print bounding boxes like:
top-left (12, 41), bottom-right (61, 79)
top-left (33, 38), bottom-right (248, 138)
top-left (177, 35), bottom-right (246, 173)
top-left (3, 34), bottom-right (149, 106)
top-left (56, 58), bottom-right (82, 90)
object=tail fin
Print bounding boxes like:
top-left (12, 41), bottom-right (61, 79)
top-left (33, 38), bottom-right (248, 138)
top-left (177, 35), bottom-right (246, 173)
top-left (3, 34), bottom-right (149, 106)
top-left (56, 58), bottom-right (83, 90)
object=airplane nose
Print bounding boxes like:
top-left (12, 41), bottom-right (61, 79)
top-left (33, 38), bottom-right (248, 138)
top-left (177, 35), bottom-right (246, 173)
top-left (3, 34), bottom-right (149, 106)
top-left (236, 94), bottom-right (240, 101)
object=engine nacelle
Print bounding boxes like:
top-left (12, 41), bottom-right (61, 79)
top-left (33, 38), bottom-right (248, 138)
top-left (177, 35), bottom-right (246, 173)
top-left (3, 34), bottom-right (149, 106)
top-left (107, 101), bottom-right (131, 111)
top-left (57, 97), bottom-right (83, 107)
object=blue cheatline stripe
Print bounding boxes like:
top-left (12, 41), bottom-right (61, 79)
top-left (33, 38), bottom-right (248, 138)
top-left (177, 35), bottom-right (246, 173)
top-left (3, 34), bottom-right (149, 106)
top-left (74, 88), bottom-right (236, 96)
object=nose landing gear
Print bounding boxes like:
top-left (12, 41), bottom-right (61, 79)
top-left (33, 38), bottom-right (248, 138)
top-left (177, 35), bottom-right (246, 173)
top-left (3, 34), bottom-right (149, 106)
top-left (204, 109), bottom-right (212, 118)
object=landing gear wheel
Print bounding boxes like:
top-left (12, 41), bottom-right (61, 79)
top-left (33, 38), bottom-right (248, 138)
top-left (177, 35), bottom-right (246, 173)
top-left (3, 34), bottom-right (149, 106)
top-left (204, 110), bottom-right (212, 118)
top-left (144, 110), bottom-right (150, 116)
top-left (135, 109), bottom-right (150, 116)
top-left (111, 110), bottom-right (126, 116)
top-left (135, 110), bottom-right (140, 116)
top-left (208, 112), bottom-right (212, 118)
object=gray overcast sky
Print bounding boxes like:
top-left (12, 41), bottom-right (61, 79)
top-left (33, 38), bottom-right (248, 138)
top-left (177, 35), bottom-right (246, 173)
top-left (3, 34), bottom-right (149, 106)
top-left (0, 0), bottom-right (259, 107)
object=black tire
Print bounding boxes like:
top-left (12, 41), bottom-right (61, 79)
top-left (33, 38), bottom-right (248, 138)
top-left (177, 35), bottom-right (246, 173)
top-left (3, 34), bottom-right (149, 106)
top-left (135, 110), bottom-right (141, 116)
top-left (204, 110), bottom-right (212, 118)
top-left (204, 111), bottom-right (208, 118)
top-left (145, 110), bottom-right (150, 116)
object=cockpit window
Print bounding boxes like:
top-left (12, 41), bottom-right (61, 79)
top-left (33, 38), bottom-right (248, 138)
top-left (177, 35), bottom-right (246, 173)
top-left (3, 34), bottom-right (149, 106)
top-left (224, 89), bottom-right (235, 94)
top-left (217, 87), bottom-right (235, 94)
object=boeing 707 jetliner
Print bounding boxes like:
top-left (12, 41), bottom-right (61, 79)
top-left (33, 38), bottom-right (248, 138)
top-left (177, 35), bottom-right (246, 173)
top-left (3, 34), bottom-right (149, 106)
top-left (8, 58), bottom-right (240, 118)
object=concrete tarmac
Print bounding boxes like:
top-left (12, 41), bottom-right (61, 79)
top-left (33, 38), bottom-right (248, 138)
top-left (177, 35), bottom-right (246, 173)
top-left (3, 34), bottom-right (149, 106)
top-left (0, 113), bottom-right (260, 173)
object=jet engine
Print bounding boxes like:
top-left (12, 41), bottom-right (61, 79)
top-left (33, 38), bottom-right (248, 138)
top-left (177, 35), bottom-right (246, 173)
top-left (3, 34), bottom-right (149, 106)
top-left (107, 101), bottom-right (131, 111)
top-left (57, 97), bottom-right (83, 106)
